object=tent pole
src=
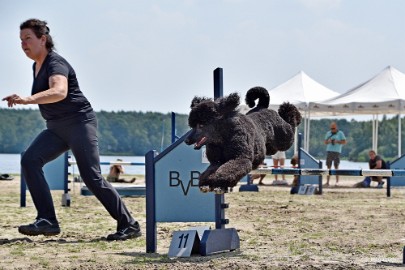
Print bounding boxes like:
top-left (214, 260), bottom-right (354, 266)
top-left (307, 109), bottom-right (311, 151)
top-left (375, 115), bottom-right (379, 151)
top-left (303, 110), bottom-right (308, 151)
top-left (399, 113), bottom-right (402, 157)
top-left (372, 115), bottom-right (374, 150)
top-left (372, 115), bottom-right (376, 150)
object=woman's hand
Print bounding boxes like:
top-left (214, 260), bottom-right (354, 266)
top-left (2, 75), bottom-right (67, 108)
top-left (2, 94), bottom-right (28, 107)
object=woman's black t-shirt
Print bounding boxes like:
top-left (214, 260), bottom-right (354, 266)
top-left (32, 51), bottom-right (95, 128)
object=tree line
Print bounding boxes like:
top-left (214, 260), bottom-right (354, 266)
top-left (0, 108), bottom-right (403, 162)
top-left (0, 108), bottom-right (190, 156)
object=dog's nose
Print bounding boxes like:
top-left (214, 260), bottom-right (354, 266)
top-left (184, 129), bottom-right (196, 145)
top-left (184, 137), bottom-right (192, 145)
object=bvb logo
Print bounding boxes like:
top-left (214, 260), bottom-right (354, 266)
top-left (169, 171), bottom-right (200, 196)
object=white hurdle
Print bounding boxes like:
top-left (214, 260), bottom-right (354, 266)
top-left (251, 167), bottom-right (405, 177)
top-left (250, 167), bottom-right (404, 197)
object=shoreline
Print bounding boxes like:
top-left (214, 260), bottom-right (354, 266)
top-left (0, 157), bottom-right (369, 175)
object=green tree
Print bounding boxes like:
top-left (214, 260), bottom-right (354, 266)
top-left (0, 108), bottom-right (401, 161)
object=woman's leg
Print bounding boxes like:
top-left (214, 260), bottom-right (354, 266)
top-left (65, 120), bottom-right (135, 231)
top-left (279, 158), bottom-right (286, 180)
top-left (21, 129), bottom-right (69, 222)
top-left (273, 159), bottom-right (279, 181)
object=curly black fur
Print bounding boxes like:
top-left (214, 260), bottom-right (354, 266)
top-left (185, 87), bottom-right (301, 191)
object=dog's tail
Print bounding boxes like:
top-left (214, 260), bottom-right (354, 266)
top-left (278, 102), bottom-right (302, 128)
top-left (245, 86), bottom-right (270, 108)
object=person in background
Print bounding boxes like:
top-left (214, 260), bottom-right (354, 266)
top-left (271, 151), bottom-right (288, 185)
top-left (324, 122), bottom-right (346, 187)
top-left (107, 159), bottom-right (136, 183)
top-left (290, 154), bottom-right (299, 187)
top-left (2, 18), bottom-right (140, 240)
top-left (250, 162), bottom-right (267, 185)
top-left (354, 150), bottom-right (387, 188)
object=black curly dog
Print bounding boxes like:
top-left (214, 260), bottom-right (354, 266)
top-left (185, 86), bottom-right (302, 193)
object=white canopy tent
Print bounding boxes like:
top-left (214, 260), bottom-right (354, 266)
top-left (268, 71), bottom-right (340, 151)
top-left (310, 66), bottom-right (405, 156)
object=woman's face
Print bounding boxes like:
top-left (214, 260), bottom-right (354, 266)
top-left (20, 28), bottom-right (46, 60)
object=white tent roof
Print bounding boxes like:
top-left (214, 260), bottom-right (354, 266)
top-left (268, 71), bottom-right (340, 111)
top-left (310, 66), bottom-right (405, 115)
top-left (265, 71), bottom-right (340, 152)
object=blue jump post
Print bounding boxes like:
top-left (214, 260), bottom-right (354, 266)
top-left (171, 112), bottom-right (180, 144)
top-left (387, 161), bottom-right (391, 198)
top-left (201, 68), bottom-right (240, 255)
top-left (145, 68), bottom-right (240, 256)
top-left (213, 67), bottom-right (227, 231)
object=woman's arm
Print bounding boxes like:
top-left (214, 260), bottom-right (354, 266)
top-left (2, 74), bottom-right (67, 107)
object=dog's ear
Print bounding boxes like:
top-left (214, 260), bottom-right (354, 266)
top-left (190, 96), bottom-right (212, 108)
top-left (188, 101), bottom-right (219, 127)
top-left (217, 92), bottom-right (240, 115)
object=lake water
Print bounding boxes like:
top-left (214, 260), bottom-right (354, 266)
top-left (0, 153), bottom-right (146, 175)
top-left (0, 153), bottom-right (369, 175)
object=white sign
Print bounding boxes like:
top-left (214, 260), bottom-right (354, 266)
top-left (298, 184), bottom-right (317, 195)
top-left (168, 230), bottom-right (200, 258)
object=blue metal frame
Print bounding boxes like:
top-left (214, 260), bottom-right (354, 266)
top-left (145, 150), bottom-right (157, 253)
top-left (213, 67), bottom-right (226, 230)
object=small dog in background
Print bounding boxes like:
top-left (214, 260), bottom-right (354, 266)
top-left (185, 87), bottom-right (302, 193)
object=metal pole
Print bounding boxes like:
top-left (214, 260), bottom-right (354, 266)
top-left (307, 110), bottom-right (311, 151)
top-left (372, 115), bottom-right (376, 150)
top-left (171, 112), bottom-right (176, 144)
top-left (213, 68), bottom-right (223, 99)
top-left (297, 133), bottom-right (302, 186)
top-left (375, 115), bottom-right (379, 151)
top-left (398, 113), bottom-right (402, 157)
top-left (146, 150), bottom-right (157, 253)
top-left (213, 67), bottom-right (225, 230)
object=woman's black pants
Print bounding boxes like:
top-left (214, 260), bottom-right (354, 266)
top-left (20, 118), bottom-right (135, 231)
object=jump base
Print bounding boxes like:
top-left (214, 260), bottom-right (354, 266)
top-left (81, 185), bottom-right (146, 197)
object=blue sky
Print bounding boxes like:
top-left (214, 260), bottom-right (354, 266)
top-left (1, 0), bottom-right (405, 114)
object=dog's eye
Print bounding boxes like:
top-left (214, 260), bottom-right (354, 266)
top-left (197, 124), bottom-right (204, 129)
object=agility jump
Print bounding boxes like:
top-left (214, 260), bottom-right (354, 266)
top-left (251, 168), bottom-right (405, 177)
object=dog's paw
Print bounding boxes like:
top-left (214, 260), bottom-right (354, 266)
top-left (199, 186), bottom-right (211, 193)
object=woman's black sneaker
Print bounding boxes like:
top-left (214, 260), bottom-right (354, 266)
top-left (107, 222), bottom-right (141, 241)
top-left (18, 218), bottom-right (61, 236)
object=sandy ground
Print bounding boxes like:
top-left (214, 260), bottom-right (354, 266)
top-left (1, 174), bottom-right (405, 269)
